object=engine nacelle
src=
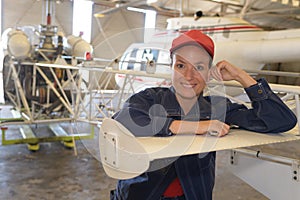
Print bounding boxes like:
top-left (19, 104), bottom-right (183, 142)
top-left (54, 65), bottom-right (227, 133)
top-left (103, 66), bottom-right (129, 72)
top-left (65, 35), bottom-right (93, 58)
top-left (6, 29), bottom-right (31, 59)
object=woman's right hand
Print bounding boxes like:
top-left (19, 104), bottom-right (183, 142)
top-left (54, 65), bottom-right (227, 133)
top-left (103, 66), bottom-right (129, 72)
top-left (169, 120), bottom-right (230, 137)
top-left (196, 120), bottom-right (230, 137)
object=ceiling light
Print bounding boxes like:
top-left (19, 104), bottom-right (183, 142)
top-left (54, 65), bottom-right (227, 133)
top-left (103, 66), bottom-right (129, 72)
top-left (127, 6), bottom-right (146, 13)
top-left (94, 13), bottom-right (105, 18)
top-left (147, 0), bottom-right (158, 3)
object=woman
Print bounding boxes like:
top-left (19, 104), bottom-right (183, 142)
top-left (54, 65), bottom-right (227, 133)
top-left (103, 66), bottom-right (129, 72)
top-left (111, 30), bottom-right (297, 200)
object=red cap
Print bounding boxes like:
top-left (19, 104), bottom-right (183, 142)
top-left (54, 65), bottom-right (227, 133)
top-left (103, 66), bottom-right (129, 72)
top-left (170, 30), bottom-right (214, 58)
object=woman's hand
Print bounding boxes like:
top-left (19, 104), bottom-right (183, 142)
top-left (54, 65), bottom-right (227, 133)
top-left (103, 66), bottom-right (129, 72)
top-left (209, 60), bottom-right (257, 88)
top-left (169, 119), bottom-right (230, 137)
top-left (197, 120), bottom-right (230, 137)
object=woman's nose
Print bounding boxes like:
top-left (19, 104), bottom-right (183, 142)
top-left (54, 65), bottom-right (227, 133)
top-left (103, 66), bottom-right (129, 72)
top-left (183, 65), bottom-right (196, 79)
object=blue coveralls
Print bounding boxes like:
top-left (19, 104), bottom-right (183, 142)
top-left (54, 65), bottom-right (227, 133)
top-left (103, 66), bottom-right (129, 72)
top-left (111, 78), bottom-right (297, 200)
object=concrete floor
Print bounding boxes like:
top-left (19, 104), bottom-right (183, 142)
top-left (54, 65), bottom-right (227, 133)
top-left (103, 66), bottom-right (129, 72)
top-left (1, 134), bottom-right (282, 200)
top-left (0, 104), bottom-right (299, 200)
top-left (0, 140), bottom-right (117, 200)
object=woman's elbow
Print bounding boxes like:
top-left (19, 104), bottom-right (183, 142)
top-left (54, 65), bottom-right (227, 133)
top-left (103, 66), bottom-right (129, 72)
top-left (271, 113), bottom-right (298, 133)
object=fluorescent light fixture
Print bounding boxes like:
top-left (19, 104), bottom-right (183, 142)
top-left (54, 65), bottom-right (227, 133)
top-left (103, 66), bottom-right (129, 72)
top-left (94, 13), bottom-right (105, 18)
top-left (147, 0), bottom-right (158, 3)
top-left (282, 0), bottom-right (289, 4)
top-left (272, 0), bottom-right (300, 6)
top-left (127, 6), bottom-right (145, 13)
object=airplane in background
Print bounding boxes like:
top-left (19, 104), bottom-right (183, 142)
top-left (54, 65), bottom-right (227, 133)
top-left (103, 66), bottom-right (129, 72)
top-left (115, 15), bottom-right (300, 90)
top-left (165, 16), bottom-right (300, 71)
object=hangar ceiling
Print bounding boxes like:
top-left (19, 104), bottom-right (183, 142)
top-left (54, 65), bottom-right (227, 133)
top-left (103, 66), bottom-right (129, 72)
top-left (93, 0), bottom-right (300, 30)
top-left (3, 0), bottom-right (300, 37)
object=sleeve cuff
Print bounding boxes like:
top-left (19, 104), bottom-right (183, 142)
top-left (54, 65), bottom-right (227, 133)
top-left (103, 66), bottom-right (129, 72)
top-left (244, 78), bottom-right (272, 101)
top-left (156, 118), bottom-right (174, 136)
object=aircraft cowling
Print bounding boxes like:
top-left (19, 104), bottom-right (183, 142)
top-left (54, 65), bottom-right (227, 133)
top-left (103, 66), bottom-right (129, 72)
top-left (65, 35), bottom-right (93, 58)
top-left (214, 30), bottom-right (300, 71)
top-left (6, 30), bottom-right (31, 59)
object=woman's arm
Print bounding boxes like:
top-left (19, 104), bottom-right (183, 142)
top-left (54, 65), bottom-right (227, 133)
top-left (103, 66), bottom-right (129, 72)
top-left (169, 120), bottom-right (230, 137)
top-left (210, 60), bottom-right (297, 133)
top-left (113, 88), bottom-right (174, 137)
top-left (225, 78), bottom-right (297, 133)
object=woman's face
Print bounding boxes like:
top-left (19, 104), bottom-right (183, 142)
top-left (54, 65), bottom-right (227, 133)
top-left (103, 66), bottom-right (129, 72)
top-left (171, 45), bottom-right (211, 100)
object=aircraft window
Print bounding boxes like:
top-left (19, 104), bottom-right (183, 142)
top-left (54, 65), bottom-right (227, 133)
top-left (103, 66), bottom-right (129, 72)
top-left (142, 48), bottom-right (158, 62)
top-left (130, 48), bottom-right (158, 72)
top-left (130, 48), bottom-right (138, 57)
top-left (119, 47), bottom-right (171, 72)
top-left (127, 60), bottom-right (135, 70)
top-left (127, 48), bottom-right (138, 69)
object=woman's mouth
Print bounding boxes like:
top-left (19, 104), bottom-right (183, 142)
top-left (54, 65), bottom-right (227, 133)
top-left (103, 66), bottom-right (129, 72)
top-left (182, 83), bottom-right (195, 88)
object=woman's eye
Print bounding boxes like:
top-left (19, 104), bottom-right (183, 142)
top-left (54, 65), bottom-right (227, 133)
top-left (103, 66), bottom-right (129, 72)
top-left (176, 63), bottom-right (184, 69)
top-left (195, 65), bottom-right (204, 71)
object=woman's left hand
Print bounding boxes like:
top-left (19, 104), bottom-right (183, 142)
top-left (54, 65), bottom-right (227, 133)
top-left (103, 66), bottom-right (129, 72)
top-left (209, 60), bottom-right (257, 88)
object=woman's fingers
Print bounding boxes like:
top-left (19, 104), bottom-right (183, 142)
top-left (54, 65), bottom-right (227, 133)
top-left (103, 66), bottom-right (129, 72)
top-left (209, 65), bottom-right (223, 81)
top-left (198, 120), bottom-right (230, 137)
top-left (208, 120), bottom-right (230, 137)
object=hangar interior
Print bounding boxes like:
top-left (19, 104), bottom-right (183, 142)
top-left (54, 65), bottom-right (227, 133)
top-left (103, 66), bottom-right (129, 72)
top-left (0, 0), bottom-right (300, 199)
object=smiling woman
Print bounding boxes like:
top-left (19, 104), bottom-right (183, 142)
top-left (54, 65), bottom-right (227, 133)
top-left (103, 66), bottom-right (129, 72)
top-left (110, 30), bottom-right (297, 200)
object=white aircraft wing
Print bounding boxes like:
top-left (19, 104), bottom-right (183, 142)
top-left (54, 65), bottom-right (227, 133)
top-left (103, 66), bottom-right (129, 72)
top-left (99, 118), bottom-right (299, 180)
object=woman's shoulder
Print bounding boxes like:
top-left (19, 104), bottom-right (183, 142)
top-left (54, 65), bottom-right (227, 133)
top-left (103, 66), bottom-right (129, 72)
top-left (143, 87), bottom-right (172, 95)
